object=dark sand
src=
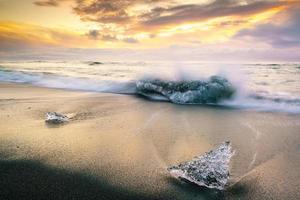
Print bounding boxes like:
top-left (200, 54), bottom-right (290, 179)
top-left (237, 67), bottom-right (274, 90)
top-left (0, 82), bottom-right (300, 200)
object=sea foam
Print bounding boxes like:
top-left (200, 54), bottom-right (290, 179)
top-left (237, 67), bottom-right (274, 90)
top-left (0, 62), bottom-right (300, 113)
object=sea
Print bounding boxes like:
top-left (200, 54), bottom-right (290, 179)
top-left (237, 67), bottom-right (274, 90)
top-left (0, 60), bottom-right (299, 113)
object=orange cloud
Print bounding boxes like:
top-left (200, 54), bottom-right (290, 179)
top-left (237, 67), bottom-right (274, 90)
top-left (0, 0), bottom-right (296, 50)
top-left (0, 21), bottom-right (95, 48)
top-left (32, 0), bottom-right (292, 46)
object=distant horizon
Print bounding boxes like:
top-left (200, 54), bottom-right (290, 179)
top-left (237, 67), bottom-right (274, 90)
top-left (1, 45), bottom-right (300, 62)
top-left (1, 58), bottom-right (300, 63)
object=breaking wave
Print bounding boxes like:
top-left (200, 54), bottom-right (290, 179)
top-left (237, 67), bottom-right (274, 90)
top-left (221, 93), bottom-right (300, 114)
top-left (0, 67), bottom-right (300, 114)
top-left (0, 68), bottom-right (136, 94)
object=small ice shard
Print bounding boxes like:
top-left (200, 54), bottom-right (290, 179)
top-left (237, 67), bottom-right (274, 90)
top-left (167, 141), bottom-right (234, 190)
top-left (45, 112), bottom-right (69, 124)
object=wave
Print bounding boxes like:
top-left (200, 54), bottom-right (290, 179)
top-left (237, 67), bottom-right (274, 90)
top-left (221, 93), bottom-right (300, 114)
top-left (0, 68), bottom-right (299, 114)
top-left (136, 76), bottom-right (236, 104)
top-left (135, 76), bottom-right (300, 113)
top-left (249, 94), bottom-right (300, 104)
top-left (0, 68), bottom-right (135, 94)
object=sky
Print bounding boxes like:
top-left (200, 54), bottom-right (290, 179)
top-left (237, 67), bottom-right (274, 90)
top-left (0, 0), bottom-right (299, 61)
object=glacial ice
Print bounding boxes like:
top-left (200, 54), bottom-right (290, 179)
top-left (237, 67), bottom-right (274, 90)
top-left (45, 112), bottom-right (69, 124)
top-left (167, 141), bottom-right (234, 190)
top-left (136, 76), bottom-right (235, 104)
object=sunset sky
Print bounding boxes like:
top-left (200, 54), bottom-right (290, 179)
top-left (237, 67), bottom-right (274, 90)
top-left (0, 0), bottom-right (299, 61)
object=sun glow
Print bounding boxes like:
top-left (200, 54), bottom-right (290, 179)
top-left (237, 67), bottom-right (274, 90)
top-left (0, 0), bottom-right (296, 49)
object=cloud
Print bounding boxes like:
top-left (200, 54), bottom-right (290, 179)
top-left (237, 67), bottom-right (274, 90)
top-left (73, 0), bottom-right (133, 24)
top-left (141, 0), bottom-right (285, 27)
top-left (122, 38), bottom-right (139, 44)
top-left (32, 0), bottom-right (292, 46)
top-left (218, 20), bottom-right (247, 27)
top-left (0, 21), bottom-right (100, 49)
top-left (85, 29), bottom-right (117, 41)
top-left (28, 0), bottom-right (298, 49)
top-left (0, 20), bottom-right (299, 62)
top-left (236, 6), bottom-right (300, 47)
top-left (85, 29), bottom-right (138, 43)
top-left (86, 29), bottom-right (100, 40)
top-left (34, 0), bottom-right (287, 27)
top-left (34, 0), bottom-right (60, 6)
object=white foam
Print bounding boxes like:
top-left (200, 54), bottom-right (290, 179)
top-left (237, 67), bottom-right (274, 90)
top-left (0, 62), bottom-right (299, 114)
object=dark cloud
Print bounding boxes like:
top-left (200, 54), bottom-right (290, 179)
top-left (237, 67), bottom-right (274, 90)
top-left (34, 0), bottom-right (60, 6)
top-left (236, 7), bottom-right (300, 47)
top-left (122, 38), bottom-right (139, 43)
top-left (34, 0), bottom-right (168, 24)
top-left (72, 0), bottom-right (172, 24)
top-left (73, 0), bottom-right (132, 24)
top-left (34, 0), bottom-right (286, 27)
top-left (142, 0), bottom-right (285, 26)
top-left (33, 0), bottom-right (294, 47)
top-left (86, 30), bottom-right (138, 43)
top-left (86, 29), bottom-right (100, 40)
top-left (86, 29), bottom-right (118, 41)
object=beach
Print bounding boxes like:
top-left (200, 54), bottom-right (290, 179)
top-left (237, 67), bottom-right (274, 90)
top-left (1, 0), bottom-right (300, 199)
top-left (1, 82), bottom-right (300, 200)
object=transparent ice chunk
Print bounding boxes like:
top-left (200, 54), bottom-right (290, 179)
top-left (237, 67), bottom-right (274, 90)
top-left (45, 112), bottom-right (69, 124)
top-left (136, 76), bottom-right (236, 104)
top-left (167, 141), bottom-right (234, 190)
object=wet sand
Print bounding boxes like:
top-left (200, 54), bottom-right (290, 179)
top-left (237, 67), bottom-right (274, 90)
top-left (0, 82), bottom-right (300, 200)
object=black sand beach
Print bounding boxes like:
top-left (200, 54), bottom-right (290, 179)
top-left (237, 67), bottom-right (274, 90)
top-left (1, 82), bottom-right (300, 200)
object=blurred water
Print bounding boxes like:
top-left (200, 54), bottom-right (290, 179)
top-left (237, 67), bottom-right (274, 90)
top-left (0, 61), bottom-right (299, 113)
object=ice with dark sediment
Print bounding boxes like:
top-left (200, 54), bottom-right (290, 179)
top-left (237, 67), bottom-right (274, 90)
top-left (136, 76), bottom-right (236, 104)
top-left (45, 112), bottom-right (69, 124)
top-left (167, 141), bottom-right (234, 190)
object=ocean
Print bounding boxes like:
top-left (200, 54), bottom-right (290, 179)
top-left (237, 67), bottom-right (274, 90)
top-left (0, 60), bottom-right (299, 113)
